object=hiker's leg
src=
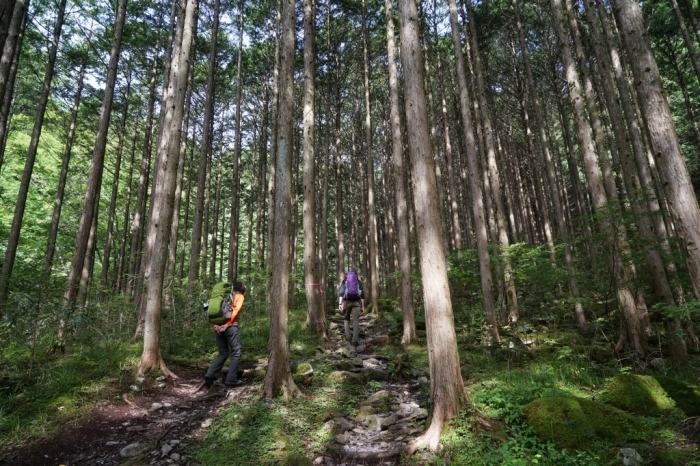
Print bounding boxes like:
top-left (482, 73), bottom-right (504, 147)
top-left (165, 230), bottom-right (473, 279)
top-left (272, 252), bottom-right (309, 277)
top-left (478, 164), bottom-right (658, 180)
top-left (205, 331), bottom-right (230, 381)
top-left (224, 326), bottom-right (242, 385)
top-left (351, 302), bottom-right (360, 346)
top-left (343, 302), bottom-right (352, 342)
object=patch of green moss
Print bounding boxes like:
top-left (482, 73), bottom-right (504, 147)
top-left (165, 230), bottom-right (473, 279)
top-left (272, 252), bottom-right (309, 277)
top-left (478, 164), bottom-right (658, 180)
top-left (655, 376), bottom-right (700, 416)
top-left (521, 396), bottom-right (640, 450)
top-left (600, 375), bottom-right (678, 416)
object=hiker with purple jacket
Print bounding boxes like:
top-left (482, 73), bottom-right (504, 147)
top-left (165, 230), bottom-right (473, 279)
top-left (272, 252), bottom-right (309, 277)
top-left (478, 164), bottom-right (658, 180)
top-left (338, 270), bottom-right (365, 346)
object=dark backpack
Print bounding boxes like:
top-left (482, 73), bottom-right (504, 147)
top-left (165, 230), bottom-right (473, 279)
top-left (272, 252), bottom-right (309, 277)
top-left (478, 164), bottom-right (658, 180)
top-left (344, 271), bottom-right (360, 300)
top-left (206, 282), bottom-right (233, 324)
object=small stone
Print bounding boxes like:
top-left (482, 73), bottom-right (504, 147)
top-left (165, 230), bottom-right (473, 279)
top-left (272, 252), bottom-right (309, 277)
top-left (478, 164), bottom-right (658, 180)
top-left (148, 403), bottom-right (164, 413)
top-left (171, 453), bottom-right (181, 461)
top-left (314, 456), bottom-right (325, 464)
top-left (618, 448), bottom-right (643, 466)
top-left (333, 417), bottom-right (354, 432)
top-left (335, 433), bottom-right (349, 444)
top-left (156, 376), bottom-right (166, 382)
top-left (126, 425), bottom-right (147, 432)
top-left (169, 440), bottom-right (180, 445)
top-left (201, 418), bottom-right (214, 428)
top-left (106, 441), bottom-right (120, 446)
top-left (157, 383), bottom-right (166, 388)
top-left (120, 442), bottom-right (151, 458)
top-left (129, 385), bottom-right (140, 392)
top-left (161, 444), bottom-right (173, 457)
top-left (135, 377), bottom-right (145, 384)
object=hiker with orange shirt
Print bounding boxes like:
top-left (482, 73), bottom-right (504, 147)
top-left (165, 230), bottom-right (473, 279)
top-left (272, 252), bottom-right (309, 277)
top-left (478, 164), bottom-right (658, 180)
top-left (204, 281), bottom-right (246, 388)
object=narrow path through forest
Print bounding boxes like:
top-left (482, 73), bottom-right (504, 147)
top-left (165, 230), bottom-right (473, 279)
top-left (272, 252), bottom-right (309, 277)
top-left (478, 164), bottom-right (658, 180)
top-left (1, 314), bottom-right (431, 466)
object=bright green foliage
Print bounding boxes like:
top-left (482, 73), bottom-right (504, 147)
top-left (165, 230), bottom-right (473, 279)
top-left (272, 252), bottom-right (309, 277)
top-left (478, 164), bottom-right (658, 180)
top-left (600, 375), bottom-right (680, 417)
top-left (521, 396), bottom-right (641, 450)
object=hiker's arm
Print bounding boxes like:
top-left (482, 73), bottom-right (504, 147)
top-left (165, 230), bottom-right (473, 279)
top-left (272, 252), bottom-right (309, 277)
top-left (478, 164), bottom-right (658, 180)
top-left (225, 294), bottom-right (245, 327)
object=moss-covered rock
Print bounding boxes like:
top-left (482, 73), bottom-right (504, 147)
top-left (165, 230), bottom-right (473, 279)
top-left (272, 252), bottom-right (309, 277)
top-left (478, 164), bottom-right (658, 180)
top-left (654, 376), bottom-right (700, 416)
top-left (651, 445), bottom-right (700, 465)
top-left (326, 370), bottom-right (365, 385)
top-left (600, 374), bottom-right (678, 416)
top-left (521, 396), bottom-right (640, 450)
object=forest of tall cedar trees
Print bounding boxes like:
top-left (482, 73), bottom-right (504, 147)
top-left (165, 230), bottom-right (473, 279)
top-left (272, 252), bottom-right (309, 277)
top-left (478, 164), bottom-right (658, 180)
top-left (3, 0), bottom-right (700, 462)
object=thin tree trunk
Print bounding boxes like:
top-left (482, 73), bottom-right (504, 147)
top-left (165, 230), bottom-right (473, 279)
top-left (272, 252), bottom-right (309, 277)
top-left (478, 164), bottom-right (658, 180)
top-left (126, 47), bottom-right (159, 297)
top-left (0, 0), bottom-right (64, 304)
top-left (99, 71), bottom-right (132, 301)
top-left (361, 0), bottom-right (380, 316)
top-left (513, 0), bottom-right (585, 330)
top-left (189, 0), bottom-right (220, 283)
top-left (228, 0), bottom-right (245, 281)
top-left (447, 0), bottom-right (499, 341)
top-left (56, 0), bottom-right (127, 345)
top-left (552, 0), bottom-right (644, 355)
top-left (0, 1), bottom-right (26, 170)
top-left (116, 108), bottom-right (140, 294)
top-left (43, 55), bottom-right (87, 279)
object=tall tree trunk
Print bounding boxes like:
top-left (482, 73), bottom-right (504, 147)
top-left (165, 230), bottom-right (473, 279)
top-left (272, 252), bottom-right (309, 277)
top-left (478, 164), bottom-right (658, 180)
top-left (137, 0), bottom-right (197, 377)
top-left (398, 0), bottom-right (467, 451)
top-left (127, 47), bottom-right (160, 297)
top-left (167, 30), bottom-right (196, 283)
top-left (266, 0), bottom-right (282, 276)
top-left (116, 107), bottom-right (140, 294)
top-left (584, 0), bottom-right (686, 362)
top-left (465, 0), bottom-right (518, 323)
top-left (99, 72), bottom-right (132, 301)
top-left (0, 1), bottom-right (26, 170)
top-left (0, 0), bottom-right (65, 304)
top-left (42, 49), bottom-right (87, 279)
top-left (613, 0), bottom-right (700, 306)
top-left (551, 0), bottom-right (644, 355)
top-left (263, 0), bottom-right (300, 401)
top-left (228, 0), bottom-right (245, 281)
top-left (189, 0), bottom-right (220, 283)
top-left (302, 0), bottom-right (325, 337)
top-left (385, 0), bottom-right (416, 344)
top-left (447, 0), bottom-right (499, 341)
top-left (361, 0), bottom-right (380, 316)
top-left (513, 0), bottom-right (585, 331)
top-left (0, 0), bottom-right (25, 115)
top-left (57, 0), bottom-right (127, 345)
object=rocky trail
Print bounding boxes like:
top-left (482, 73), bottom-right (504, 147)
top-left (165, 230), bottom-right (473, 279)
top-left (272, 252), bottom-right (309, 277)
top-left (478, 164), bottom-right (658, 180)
top-left (2, 314), bottom-right (432, 466)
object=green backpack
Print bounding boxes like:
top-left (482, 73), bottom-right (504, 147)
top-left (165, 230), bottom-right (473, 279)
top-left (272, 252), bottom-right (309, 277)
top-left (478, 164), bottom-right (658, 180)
top-left (206, 282), bottom-right (233, 324)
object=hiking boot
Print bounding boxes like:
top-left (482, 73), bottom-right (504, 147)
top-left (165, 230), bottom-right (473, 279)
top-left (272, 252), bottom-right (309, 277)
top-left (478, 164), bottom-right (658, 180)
top-left (204, 376), bottom-right (214, 389)
top-left (224, 380), bottom-right (244, 388)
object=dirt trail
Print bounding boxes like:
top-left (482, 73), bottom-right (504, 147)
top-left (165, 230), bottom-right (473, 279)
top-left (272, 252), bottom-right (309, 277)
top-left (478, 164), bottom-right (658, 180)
top-left (1, 314), bottom-right (427, 466)
top-left (0, 368), bottom-right (255, 466)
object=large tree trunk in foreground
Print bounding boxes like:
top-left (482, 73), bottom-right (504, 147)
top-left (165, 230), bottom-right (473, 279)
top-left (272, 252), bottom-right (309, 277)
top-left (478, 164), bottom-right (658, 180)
top-left (263, 0), bottom-right (300, 401)
top-left (137, 0), bottom-right (197, 377)
top-left (385, 0), bottom-right (416, 344)
top-left (398, 0), bottom-right (467, 452)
